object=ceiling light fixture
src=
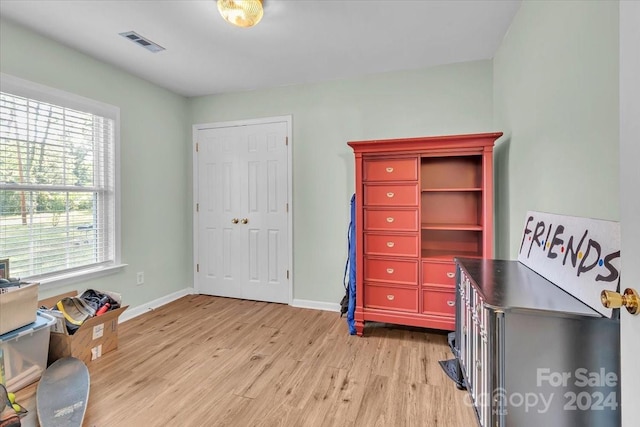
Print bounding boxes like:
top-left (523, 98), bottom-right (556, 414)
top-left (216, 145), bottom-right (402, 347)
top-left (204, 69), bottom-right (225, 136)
top-left (217, 0), bottom-right (263, 28)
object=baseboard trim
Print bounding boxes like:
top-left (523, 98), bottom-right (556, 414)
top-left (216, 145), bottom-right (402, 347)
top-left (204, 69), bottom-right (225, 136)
top-left (120, 287), bottom-right (195, 323)
top-left (291, 298), bottom-right (341, 313)
top-left (121, 291), bottom-right (338, 322)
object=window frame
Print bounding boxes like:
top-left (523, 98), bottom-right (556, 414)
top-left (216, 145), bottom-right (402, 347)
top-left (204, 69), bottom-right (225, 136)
top-left (0, 73), bottom-right (124, 287)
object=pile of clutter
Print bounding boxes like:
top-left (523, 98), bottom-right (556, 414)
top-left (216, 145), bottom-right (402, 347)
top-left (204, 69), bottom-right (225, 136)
top-left (43, 290), bottom-right (121, 335)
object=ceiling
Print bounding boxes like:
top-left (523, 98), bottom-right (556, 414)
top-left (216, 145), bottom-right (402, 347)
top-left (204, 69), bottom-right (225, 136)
top-left (0, 0), bottom-right (522, 98)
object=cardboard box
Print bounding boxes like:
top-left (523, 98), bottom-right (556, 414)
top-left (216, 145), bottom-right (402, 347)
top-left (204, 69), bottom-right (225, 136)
top-left (0, 282), bottom-right (39, 335)
top-left (38, 290), bottom-right (128, 365)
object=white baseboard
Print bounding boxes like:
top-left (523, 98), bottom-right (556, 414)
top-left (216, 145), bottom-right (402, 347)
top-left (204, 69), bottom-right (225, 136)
top-left (121, 291), bottom-right (338, 322)
top-left (120, 287), bottom-right (195, 323)
top-left (291, 298), bottom-right (341, 313)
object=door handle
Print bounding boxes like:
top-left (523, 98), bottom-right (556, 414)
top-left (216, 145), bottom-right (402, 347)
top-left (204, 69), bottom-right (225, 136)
top-left (231, 218), bottom-right (239, 224)
top-left (241, 218), bottom-right (249, 224)
top-left (601, 288), bottom-right (639, 315)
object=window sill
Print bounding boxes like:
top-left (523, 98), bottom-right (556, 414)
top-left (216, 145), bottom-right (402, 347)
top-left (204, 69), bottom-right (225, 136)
top-left (32, 263), bottom-right (128, 290)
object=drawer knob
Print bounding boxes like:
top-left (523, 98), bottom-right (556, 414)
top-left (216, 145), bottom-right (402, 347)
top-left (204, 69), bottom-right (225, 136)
top-left (386, 294), bottom-right (395, 301)
top-left (386, 241), bottom-right (395, 248)
top-left (447, 300), bottom-right (455, 307)
top-left (386, 217), bottom-right (394, 223)
top-left (386, 192), bottom-right (394, 198)
top-left (385, 167), bottom-right (394, 173)
top-left (386, 268), bottom-right (394, 274)
top-left (446, 272), bottom-right (455, 279)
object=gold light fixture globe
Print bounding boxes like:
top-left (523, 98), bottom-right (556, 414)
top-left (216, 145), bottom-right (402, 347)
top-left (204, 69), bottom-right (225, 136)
top-left (217, 0), bottom-right (264, 28)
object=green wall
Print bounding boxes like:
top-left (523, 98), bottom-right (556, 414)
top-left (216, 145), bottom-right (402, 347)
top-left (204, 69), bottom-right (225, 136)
top-left (0, 18), bottom-right (192, 307)
top-left (493, 0), bottom-right (619, 258)
top-left (189, 62), bottom-right (495, 304)
top-left (5, 0), bottom-right (619, 310)
top-left (1, 17), bottom-right (495, 309)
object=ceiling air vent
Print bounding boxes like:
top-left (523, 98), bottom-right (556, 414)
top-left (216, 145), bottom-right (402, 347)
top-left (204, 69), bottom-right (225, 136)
top-left (119, 31), bottom-right (165, 53)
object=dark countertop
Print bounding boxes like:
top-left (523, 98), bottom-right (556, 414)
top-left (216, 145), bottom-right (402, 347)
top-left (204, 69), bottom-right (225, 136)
top-left (455, 258), bottom-right (603, 317)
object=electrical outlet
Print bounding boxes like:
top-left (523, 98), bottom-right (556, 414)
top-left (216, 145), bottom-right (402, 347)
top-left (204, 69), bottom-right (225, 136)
top-left (136, 271), bottom-right (144, 285)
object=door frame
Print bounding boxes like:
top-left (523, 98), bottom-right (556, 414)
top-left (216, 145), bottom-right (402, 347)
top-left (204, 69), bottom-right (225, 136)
top-left (192, 115), bottom-right (293, 304)
top-left (619, 1), bottom-right (639, 424)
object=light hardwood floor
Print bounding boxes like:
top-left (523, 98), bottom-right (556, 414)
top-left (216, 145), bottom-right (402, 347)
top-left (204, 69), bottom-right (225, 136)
top-left (15, 295), bottom-right (478, 426)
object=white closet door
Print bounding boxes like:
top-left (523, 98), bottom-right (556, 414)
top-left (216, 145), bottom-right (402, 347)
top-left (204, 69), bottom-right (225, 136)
top-left (197, 121), bottom-right (289, 303)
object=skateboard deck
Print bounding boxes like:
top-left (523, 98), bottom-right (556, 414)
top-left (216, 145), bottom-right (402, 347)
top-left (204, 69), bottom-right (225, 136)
top-left (36, 357), bottom-right (90, 427)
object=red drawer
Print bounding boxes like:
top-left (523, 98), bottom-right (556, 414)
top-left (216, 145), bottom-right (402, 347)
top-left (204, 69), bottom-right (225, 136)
top-left (422, 261), bottom-right (456, 287)
top-left (422, 288), bottom-right (456, 317)
top-left (364, 209), bottom-right (419, 232)
top-left (364, 233), bottom-right (419, 258)
top-left (364, 258), bottom-right (418, 285)
top-left (364, 158), bottom-right (417, 182)
top-left (364, 284), bottom-right (418, 312)
top-left (364, 184), bottom-right (419, 206)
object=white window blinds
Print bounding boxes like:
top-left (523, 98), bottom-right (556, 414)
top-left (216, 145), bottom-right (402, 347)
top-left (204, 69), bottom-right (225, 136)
top-left (0, 77), bottom-right (118, 281)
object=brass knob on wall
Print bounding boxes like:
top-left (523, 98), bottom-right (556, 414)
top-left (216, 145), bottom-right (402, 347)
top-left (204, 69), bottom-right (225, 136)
top-left (601, 288), bottom-right (639, 315)
top-left (241, 218), bottom-right (248, 224)
top-left (231, 218), bottom-right (239, 224)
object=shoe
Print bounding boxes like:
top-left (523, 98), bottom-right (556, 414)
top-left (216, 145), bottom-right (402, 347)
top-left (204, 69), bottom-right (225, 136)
top-left (56, 296), bottom-right (96, 334)
top-left (79, 289), bottom-right (120, 311)
top-left (0, 384), bottom-right (20, 427)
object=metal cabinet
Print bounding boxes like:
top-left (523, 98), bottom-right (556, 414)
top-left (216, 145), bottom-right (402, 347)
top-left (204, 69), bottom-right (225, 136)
top-left (454, 258), bottom-right (620, 427)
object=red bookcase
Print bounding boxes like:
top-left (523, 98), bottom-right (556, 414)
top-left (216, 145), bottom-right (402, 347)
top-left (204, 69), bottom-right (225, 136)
top-left (348, 132), bottom-right (502, 335)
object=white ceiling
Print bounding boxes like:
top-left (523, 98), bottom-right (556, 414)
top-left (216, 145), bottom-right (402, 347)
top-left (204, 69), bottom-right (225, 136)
top-left (0, 0), bottom-right (521, 98)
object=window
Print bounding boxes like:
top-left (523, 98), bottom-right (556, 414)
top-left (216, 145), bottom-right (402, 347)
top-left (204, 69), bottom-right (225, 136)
top-left (0, 74), bottom-right (120, 284)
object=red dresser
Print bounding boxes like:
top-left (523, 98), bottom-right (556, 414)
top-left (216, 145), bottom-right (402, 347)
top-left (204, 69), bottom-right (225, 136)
top-left (348, 132), bottom-right (501, 335)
